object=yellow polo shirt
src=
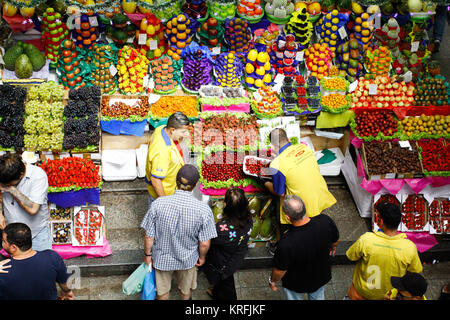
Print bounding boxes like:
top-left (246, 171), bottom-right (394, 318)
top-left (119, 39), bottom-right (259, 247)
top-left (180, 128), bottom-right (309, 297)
top-left (346, 231), bottom-right (423, 300)
top-left (270, 142), bottom-right (336, 224)
top-left (145, 125), bottom-right (184, 199)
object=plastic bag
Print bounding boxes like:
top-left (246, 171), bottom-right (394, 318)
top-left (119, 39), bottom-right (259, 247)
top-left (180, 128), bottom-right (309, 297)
top-left (141, 264), bottom-right (156, 300)
top-left (122, 263), bottom-right (148, 295)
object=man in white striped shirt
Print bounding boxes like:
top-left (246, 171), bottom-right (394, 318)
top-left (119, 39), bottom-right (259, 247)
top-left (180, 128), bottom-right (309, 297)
top-left (140, 164), bottom-right (217, 300)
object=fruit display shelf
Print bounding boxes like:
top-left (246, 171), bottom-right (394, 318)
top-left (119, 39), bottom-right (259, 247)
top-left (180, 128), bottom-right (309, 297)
top-left (148, 95), bottom-right (199, 128)
top-left (417, 138), bottom-right (450, 177)
top-left (350, 109), bottom-right (401, 142)
top-left (199, 85), bottom-right (251, 113)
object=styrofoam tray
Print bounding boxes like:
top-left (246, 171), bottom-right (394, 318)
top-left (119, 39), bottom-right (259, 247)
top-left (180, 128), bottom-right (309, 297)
top-left (243, 155), bottom-right (272, 178)
top-left (101, 149), bottom-right (137, 181)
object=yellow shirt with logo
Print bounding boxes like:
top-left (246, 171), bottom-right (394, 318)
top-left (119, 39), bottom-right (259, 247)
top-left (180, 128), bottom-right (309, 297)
top-left (385, 288), bottom-right (427, 300)
top-left (346, 231), bottom-right (423, 300)
top-left (146, 126), bottom-right (185, 199)
top-left (269, 143), bottom-right (336, 224)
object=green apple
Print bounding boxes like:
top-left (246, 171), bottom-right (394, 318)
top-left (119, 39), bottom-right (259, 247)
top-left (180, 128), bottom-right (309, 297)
top-left (48, 53), bottom-right (54, 60)
top-left (49, 23), bottom-right (56, 28)
top-left (58, 27), bottom-right (63, 33)
top-left (47, 8), bottom-right (54, 13)
top-left (47, 15), bottom-right (56, 21)
top-left (50, 29), bottom-right (58, 35)
top-left (55, 12), bottom-right (61, 19)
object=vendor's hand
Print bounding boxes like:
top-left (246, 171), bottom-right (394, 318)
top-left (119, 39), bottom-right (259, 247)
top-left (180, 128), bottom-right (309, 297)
top-left (195, 256), bottom-right (205, 267)
top-left (0, 259), bottom-right (11, 274)
top-left (144, 255), bottom-right (153, 266)
top-left (269, 281), bottom-right (278, 292)
top-left (0, 184), bottom-right (14, 193)
top-left (59, 290), bottom-right (74, 300)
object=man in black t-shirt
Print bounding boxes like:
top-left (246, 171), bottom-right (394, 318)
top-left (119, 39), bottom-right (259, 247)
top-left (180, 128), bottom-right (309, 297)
top-left (268, 195), bottom-right (340, 300)
top-left (0, 223), bottom-right (73, 300)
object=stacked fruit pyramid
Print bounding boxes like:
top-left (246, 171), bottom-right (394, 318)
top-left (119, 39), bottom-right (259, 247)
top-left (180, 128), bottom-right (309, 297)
top-left (41, 7), bottom-right (70, 67)
top-left (214, 52), bottom-right (244, 87)
top-left (117, 45), bottom-right (150, 94)
top-left (136, 13), bottom-right (166, 61)
top-left (353, 12), bottom-right (373, 50)
top-left (197, 17), bottom-right (224, 48)
top-left (269, 34), bottom-right (300, 77)
top-left (224, 17), bottom-right (252, 54)
top-left (151, 55), bottom-right (180, 94)
top-left (72, 13), bottom-right (100, 49)
top-left (244, 46), bottom-right (273, 90)
top-left (165, 13), bottom-right (196, 61)
top-left (90, 43), bottom-right (119, 94)
top-left (57, 40), bottom-right (91, 90)
top-left (237, 0), bottom-right (264, 22)
top-left (181, 45), bottom-right (214, 92)
top-left (316, 9), bottom-right (349, 53)
top-left (284, 3), bottom-right (312, 49)
top-left (335, 38), bottom-right (364, 82)
top-left (105, 13), bottom-right (137, 46)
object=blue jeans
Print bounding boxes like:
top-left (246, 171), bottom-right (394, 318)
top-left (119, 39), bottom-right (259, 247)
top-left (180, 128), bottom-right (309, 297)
top-left (283, 285), bottom-right (326, 300)
top-left (32, 225), bottom-right (52, 251)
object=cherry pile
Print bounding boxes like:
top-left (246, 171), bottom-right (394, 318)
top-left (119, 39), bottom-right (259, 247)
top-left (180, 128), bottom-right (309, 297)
top-left (355, 110), bottom-right (397, 138)
top-left (373, 194), bottom-right (400, 228)
top-left (244, 158), bottom-right (270, 176)
top-left (201, 152), bottom-right (245, 182)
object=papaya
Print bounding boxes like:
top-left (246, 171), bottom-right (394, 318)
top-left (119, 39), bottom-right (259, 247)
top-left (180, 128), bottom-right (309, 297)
top-left (250, 218), bottom-right (262, 239)
top-left (259, 217), bottom-right (273, 238)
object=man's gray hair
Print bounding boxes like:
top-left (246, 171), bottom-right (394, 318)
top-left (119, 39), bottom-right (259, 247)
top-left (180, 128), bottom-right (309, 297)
top-left (282, 195), bottom-right (306, 221)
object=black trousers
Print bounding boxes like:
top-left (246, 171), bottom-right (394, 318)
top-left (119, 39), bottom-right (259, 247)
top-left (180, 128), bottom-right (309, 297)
top-left (212, 274), bottom-right (237, 300)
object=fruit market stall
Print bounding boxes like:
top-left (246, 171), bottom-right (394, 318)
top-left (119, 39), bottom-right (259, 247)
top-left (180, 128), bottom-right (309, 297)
top-left (0, 0), bottom-right (449, 261)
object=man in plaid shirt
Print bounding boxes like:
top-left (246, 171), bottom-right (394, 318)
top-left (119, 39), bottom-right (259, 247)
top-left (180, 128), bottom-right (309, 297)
top-left (141, 164), bottom-right (217, 300)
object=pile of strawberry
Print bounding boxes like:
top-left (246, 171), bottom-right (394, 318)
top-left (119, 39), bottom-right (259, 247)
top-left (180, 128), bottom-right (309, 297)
top-left (40, 157), bottom-right (101, 191)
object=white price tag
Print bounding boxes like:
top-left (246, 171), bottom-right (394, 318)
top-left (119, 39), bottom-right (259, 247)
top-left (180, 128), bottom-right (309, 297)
top-left (149, 40), bottom-right (158, 50)
top-left (143, 75), bottom-right (149, 88)
top-left (109, 65), bottom-right (118, 76)
top-left (411, 41), bottom-right (419, 53)
top-left (74, 16), bottom-right (81, 29)
top-left (306, 120), bottom-right (315, 126)
top-left (349, 80), bottom-right (358, 92)
top-left (368, 84), bottom-right (377, 95)
top-left (278, 40), bottom-right (286, 49)
top-left (212, 47), bottom-right (221, 55)
top-left (127, 37), bottom-right (134, 43)
top-left (385, 173), bottom-right (396, 179)
top-left (338, 26), bottom-right (348, 40)
top-left (399, 140), bottom-right (412, 150)
top-left (404, 71), bottom-right (412, 83)
top-left (138, 33), bottom-right (147, 45)
top-left (66, 15), bottom-right (75, 30)
top-left (72, 154), bottom-right (84, 159)
top-left (375, 15), bottom-right (381, 29)
top-left (89, 16), bottom-right (98, 27)
top-left (149, 78), bottom-right (155, 90)
top-left (295, 51), bottom-right (304, 61)
top-left (274, 73), bottom-right (285, 84)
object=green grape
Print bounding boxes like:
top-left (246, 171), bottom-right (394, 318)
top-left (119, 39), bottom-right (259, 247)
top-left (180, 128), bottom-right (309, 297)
top-left (24, 134), bottom-right (38, 150)
top-left (51, 102), bottom-right (64, 119)
top-left (27, 86), bottom-right (39, 101)
top-left (50, 132), bottom-right (63, 150)
top-left (23, 115), bottom-right (38, 133)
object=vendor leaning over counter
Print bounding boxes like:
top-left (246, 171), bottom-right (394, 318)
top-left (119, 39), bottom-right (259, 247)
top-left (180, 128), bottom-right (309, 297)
top-left (145, 111), bottom-right (191, 205)
top-left (263, 128), bottom-right (337, 235)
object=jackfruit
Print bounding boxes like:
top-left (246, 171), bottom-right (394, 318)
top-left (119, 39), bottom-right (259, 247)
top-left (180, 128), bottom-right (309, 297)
top-left (250, 218), bottom-right (262, 239)
top-left (24, 44), bottom-right (46, 72)
top-left (259, 217), bottom-right (273, 238)
top-left (14, 54), bottom-right (33, 79)
top-left (3, 45), bottom-right (23, 71)
top-left (212, 201), bottom-right (224, 222)
top-left (248, 197), bottom-right (262, 216)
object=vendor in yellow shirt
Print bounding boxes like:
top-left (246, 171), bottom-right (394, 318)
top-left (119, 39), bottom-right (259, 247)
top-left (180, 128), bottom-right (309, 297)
top-left (346, 202), bottom-right (423, 300)
top-left (263, 128), bottom-right (336, 234)
top-left (145, 112), bottom-right (190, 201)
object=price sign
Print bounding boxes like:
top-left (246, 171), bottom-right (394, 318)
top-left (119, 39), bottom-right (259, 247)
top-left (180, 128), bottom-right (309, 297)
top-left (89, 16), bottom-right (98, 27)
top-left (274, 73), bottom-right (285, 84)
top-left (212, 47), bottom-right (221, 55)
top-left (399, 140), bottom-right (412, 150)
top-left (109, 65), bottom-right (118, 76)
top-left (404, 71), bottom-right (412, 83)
top-left (67, 15), bottom-right (75, 30)
top-left (338, 26), bottom-right (348, 40)
top-left (149, 40), bottom-right (158, 50)
top-left (138, 33), bottom-right (147, 45)
top-left (295, 51), bottom-right (304, 61)
top-left (369, 84), bottom-right (377, 95)
top-left (149, 78), bottom-right (155, 90)
top-left (143, 75), bottom-right (149, 88)
top-left (253, 91), bottom-right (262, 101)
top-left (127, 37), bottom-right (134, 44)
top-left (349, 80), bottom-right (358, 93)
top-left (411, 41), bottom-right (419, 53)
top-left (74, 16), bottom-right (81, 29)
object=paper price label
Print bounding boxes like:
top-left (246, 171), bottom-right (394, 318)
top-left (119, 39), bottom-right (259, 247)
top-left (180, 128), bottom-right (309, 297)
top-left (278, 40), bottom-right (286, 49)
top-left (375, 15), bottom-right (381, 29)
top-left (212, 47), bottom-right (221, 54)
top-left (149, 78), bottom-right (155, 90)
top-left (274, 73), bottom-right (285, 84)
top-left (149, 40), bottom-right (158, 50)
top-left (385, 173), bottom-right (396, 179)
top-left (338, 26), bottom-right (348, 39)
top-left (253, 91), bottom-right (262, 101)
top-left (74, 16), bottom-right (81, 29)
top-left (404, 71), bottom-right (412, 83)
top-left (349, 80), bottom-right (358, 92)
top-left (127, 37), bottom-right (134, 43)
top-left (143, 75), bottom-right (149, 88)
top-left (411, 41), bottom-right (419, 53)
top-left (109, 65), bottom-right (118, 76)
top-left (66, 15), bottom-right (75, 30)
top-left (296, 51), bottom-right (304, 61)
top-left (399, 140), bottom-right (412, 150)
top-left (89, 16), bottom-right (98, 27)
top-left (138, 33), bottom-right (147, 45)
top-left (368, 84), bottom-right (377, 95)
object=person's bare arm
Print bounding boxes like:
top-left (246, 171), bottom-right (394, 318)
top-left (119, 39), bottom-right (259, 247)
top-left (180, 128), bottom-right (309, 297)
top-left (0, 196), bottom-right (5, 230)
top-left (58, 282), bottom-right (74, 300)
top-left (0, 185), bottom-right (40, 215)
top-left (330, 240), bottom-right (340, 256)
top-left (149, 176), bottom-right (166, 198)
top-left (196, 240), bottom-right (211, 267)
top-left (264, 181), bottom-right (285, 197)
top-left (144, 236), bottom-right (154, 266)
top-left (269, 268), bottom-right (287, 291)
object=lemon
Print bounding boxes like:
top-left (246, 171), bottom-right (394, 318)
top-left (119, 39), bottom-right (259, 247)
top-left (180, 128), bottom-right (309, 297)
top-left (245, 63), bottom-right (255, 74)
top-left (247, 49), bottom-right (258, 61)
top-left (331, 25), bottom-right (338, 31)
top-left (332, 9), bottom-right (338, 16)
top-left (245, 77), bottom-right (255, 85)
top-left (263, 73), bottom-right (272, 83)
top-left (331, 17), bottom-right (339, 24)
top-left (256, 67), bottom-right (265, 76)
top-left (254, 79), bottom-right (263, 88)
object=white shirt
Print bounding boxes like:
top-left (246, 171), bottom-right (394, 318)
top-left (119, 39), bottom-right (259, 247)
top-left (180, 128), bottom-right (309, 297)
top-left (2, 165), bottom-right (49, 238)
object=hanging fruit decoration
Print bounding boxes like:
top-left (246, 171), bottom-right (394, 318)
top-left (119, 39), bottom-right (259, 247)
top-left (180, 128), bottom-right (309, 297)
top-left (284, 3), bottom-right (312, 49)
top-left (224, 17), bottom-right (253, 54)
top-left (117, 45), bottom-right (150, 94)
top-left (41, 7), bottom-right (70, 67)
top-left (90, 43), bottom-right (119, 94)
top-left (57, 39), bottom-right (91, 90)
top-left (197, 17), bottom-right (225, 49)
top-left (165, 13), bottom-right (196, 61)
top-left (270, 34), bottom-right (301, 77)
top-left (244, 44), bottom-right (273, 90)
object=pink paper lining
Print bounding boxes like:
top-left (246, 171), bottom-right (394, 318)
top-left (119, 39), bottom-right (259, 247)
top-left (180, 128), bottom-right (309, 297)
top-left (360, 177), bottom-right (450, 195)
top-left (403, 232), bottom-right (438, 253)
top-left (1, 237), bottom-right (113, 260)
top-left (199, 183), bottom-right (263, 196)
top-left (202, 103), bottom-right (250, 113)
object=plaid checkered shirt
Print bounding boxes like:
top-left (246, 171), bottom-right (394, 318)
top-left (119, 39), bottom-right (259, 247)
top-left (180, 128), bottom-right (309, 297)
top-left (140, 190), bottom-right (217, 271)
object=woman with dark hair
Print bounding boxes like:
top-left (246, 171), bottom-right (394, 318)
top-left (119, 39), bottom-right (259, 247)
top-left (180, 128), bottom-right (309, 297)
top-left (203, 187), bottom-right (253, 300)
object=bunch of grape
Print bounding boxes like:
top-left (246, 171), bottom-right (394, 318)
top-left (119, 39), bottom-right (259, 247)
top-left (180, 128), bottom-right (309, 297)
top-left (0, 85), bottom-right (26, 150)
top-left (24, 83), bottom-right (65, 151)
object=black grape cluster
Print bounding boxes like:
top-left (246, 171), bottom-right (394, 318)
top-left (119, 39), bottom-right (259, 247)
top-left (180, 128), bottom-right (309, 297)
top-left (63, 86), bottom-right (101, 150)
top-left (0, 85), bottom-right (27, 150)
